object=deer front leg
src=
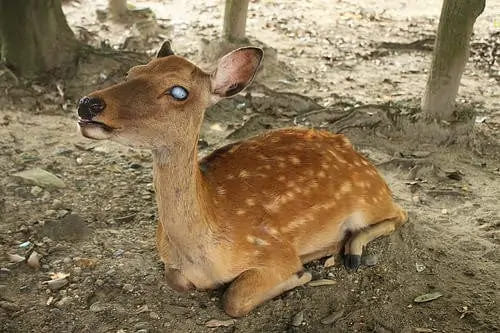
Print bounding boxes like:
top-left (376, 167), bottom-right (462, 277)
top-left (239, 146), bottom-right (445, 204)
top-left (223, 261), bottom-right (311, 318)
top-left (156, 222), bottom-right (194, 292)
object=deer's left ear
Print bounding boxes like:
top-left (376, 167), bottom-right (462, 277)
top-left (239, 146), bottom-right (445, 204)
top-left (210, 47), bottom-right (263, 102)
top-left (157, 41), bottom-right (174, 58)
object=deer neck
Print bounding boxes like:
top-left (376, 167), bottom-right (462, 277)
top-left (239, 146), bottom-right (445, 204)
top-left (152, 140), bottom-right (211, 243)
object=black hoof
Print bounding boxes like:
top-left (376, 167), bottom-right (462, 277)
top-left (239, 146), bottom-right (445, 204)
top-left (344, 254), bottom-right (361, 271)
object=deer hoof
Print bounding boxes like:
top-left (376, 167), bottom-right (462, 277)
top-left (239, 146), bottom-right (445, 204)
top-left (344, 254), bottom-right (361, 271)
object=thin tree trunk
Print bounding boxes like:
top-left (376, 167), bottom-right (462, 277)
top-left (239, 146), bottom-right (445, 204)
top-left (421, 0), bottom-right (485, 121)
top-left (223, 0), bottom-right (250, 42)
top-left (0, 0), bottom-right (78, 77)
top-left (108, 0), bottom-right (127, 19)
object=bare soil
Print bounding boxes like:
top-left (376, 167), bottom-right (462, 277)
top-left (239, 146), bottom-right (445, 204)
top-left (1, 0), bottom-right (499, 332)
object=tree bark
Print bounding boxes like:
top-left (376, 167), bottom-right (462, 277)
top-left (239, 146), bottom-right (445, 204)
top-left (223, 0), bottom-right (250, 43)
top-left (0, 0), bottom-right (78, 77)
top-left (108, 0), bottom-right (127, 19)
top-left (421, 0), bottom-right (485, 121)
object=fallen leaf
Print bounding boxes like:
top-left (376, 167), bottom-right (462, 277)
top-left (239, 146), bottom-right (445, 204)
top-left (308, 279), bottom-right (337, 287)
top-left (205, 319), bottom-right (236, 327)
top-left (414, 292), bottom-right (443, 303)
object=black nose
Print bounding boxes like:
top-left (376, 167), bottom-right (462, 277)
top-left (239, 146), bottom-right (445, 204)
top-left (78, 96), bottom-right (106, 119)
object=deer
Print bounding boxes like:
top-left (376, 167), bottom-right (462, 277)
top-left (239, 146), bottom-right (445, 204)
top-left (76, 41), bottom-right (407, 317)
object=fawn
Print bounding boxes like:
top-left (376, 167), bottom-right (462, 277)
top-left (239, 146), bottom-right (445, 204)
top-left (77, 42), bottom-right (407, 317)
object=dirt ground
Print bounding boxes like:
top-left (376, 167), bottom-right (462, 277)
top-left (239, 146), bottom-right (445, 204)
top-left (1, 0), bottom-right (499, 332)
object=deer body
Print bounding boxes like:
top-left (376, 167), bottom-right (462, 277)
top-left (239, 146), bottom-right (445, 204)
top-left (77, 42), bottom-right (406, 317)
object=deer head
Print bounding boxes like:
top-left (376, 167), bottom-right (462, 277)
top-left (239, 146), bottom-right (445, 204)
top-left (77, 41), bottom-right (263, 151)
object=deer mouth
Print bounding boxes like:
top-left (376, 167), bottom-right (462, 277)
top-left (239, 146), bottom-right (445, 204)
top-left (77, 119), bottom-right (115, 140)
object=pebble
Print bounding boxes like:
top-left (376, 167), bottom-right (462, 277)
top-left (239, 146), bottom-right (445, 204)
top-left (165, 304), bottom-right (189, 315)
top-left (96, 279), bottom-right (104, 287)
top-left (362, 254), bottom-right (378, 267)
top-left (63, 257), bottom-right (72, 264)
top-left (324, 256), bottom-right (336, 267)
top-left (27, 251), bottom-right (41, 270)
top-left (89, 301), bottom-right (107, 312)
top-left (46, 278), bottom-right (68, 290)
top-left (123, 283), bottom-right (134, 292)
top-left (292, 310), bottom-right (304, 327)
top-left (55, 296), bottom-right (72, 308)
top-left (76, 157), bottom-right (83, 165)
top-left (0, 268), bottom-right (11, 279)
top-left (149, 311), bottom-right (160, 320)
top-left (205, 319), bottom-right (236, 328)
top-left (441, 208), bottom-right (448, 215)
top-left (30, 186), bottom-right (43, 196)
top-left (8, 254), bottom-right (25, 263)
top-left (0, 300), bottom-right (20, 312)
top-left (13, 168), bottom-right (66, 189)
top-left (321, 309), bottom-right (345, 325)
top-left (52, 199), bottom-right (63, 209)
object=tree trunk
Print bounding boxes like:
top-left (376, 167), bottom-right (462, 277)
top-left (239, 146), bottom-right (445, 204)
top-left (223, 0), bottom-right (250, 43)
top-left (421, 0), bottom-right (485, 121)
top-left (0, 0), bottom-right (78, 77)
top-left (108, 0), bottom-right (127, 19)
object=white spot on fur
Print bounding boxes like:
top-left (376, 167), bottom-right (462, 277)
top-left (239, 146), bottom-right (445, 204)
top-left (245, 198), bottom-right (256, 206)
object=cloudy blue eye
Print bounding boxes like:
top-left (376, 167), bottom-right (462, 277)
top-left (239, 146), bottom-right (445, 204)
top-left (170, 86), bottom-right (188, 101)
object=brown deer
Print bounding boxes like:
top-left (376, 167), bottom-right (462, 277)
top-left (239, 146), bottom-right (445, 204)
top-left (77, 42), bottom-right (407, 317)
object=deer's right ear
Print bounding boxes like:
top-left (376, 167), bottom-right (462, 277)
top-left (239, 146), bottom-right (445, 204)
top-left (210, 47), bottom-right (263, 103)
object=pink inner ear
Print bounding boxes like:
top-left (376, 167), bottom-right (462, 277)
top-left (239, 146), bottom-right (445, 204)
top-left (212, 48), bottom-right (262, 97)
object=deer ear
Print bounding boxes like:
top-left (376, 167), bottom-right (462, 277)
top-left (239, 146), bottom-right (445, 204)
top-left (210, 47), bottom-right (263, 100)
top-left (157, 41), bottom-right (174, 58)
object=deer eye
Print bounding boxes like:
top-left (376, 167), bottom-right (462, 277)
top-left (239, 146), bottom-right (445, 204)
top-left (169, 86), bottom-right (188, 101)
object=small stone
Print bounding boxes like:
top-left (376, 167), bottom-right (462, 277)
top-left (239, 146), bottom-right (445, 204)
top-left (321, 309), bottom-right (345, 325)
top-left (30, 186), bottom-right (43, 196)
top-left (56, 209), bottom-right (69, 218)
top-left (8, 254), bottom-right (25, 263)
top-left (0, 268), bottom-right (11, 278)
top-left (205, 319), bottom-right (236, 328)
top-left (149, 311), bottom-right (160, 320)
top-left (441, 208), bottom-right (448, 215)
top-left (52, 199), bottom-right (63, 209)
top-left (89, 301), bottom-right (107, 312)
top-left (13, 168), bottom-right (66, 189)
top-left (40, 214), bottom-right (89, 241)
top-left (0, 300), bottom-right (20, 312)
top-left (415, 263), bottom-right (426, 272)
top-left (96, 279), bottom-right (104, 287)
top-left (27, 251), bottom-right (41, 270)
top-left (324, 256), bottom-right (336, 267)
top-left (76, 157), bottom-right (83, 165)
top-left (165, 304), bottom-right (189, 315)
top-left (292, 310), bottom-right (304, 327)
top-left (362, 254), bottom-right (378, 267)
top-left (63, 257), bottom-right (72, 264)
top-left (55, 296), bottom-right (72, 308)
top-left (46, 278), bottom-right (68, 290)
top-left (123, 283), bottom-right (134, 292)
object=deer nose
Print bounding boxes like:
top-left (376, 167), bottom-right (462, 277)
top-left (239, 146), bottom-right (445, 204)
top-left (78, 96), bottom-right (106, 119)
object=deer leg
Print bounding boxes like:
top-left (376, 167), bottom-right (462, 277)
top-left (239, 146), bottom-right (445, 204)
top-left (223, 268), bottom-right (311, 317)
top-left (164, 266), bottom-right (194, 292)
top-left (300, 244), bottom-right (341, 265)
top-left (156, 223), bottom-right (194, 291)
top-left (344, 215), bottom-right (406, 270)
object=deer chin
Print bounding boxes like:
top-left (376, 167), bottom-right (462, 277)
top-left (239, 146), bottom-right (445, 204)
top-left (78, 119), bottom-right (115, 140)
